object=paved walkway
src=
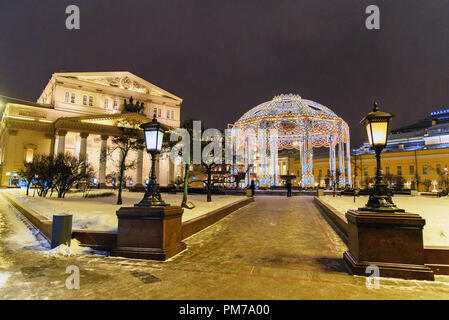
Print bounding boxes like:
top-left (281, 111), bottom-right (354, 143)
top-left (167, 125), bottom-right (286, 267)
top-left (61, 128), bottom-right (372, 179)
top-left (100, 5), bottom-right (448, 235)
top-left (1, 195), bottom-right (449, 299)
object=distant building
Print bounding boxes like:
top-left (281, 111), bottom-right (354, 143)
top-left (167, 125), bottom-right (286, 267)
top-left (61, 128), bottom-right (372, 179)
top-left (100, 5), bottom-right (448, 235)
top-left (347, 109), bottom-right (449, 191)
top-left (0, 71), bottom-right (183, 187)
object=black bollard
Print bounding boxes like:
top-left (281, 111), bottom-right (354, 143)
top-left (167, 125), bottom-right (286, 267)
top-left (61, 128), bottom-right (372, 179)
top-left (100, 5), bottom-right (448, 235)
top-left (51, 213), bottom-right (73, 249)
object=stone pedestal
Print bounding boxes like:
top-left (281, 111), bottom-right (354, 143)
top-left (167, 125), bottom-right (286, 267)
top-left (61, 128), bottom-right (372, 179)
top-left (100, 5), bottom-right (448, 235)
top-left (343, 209), bottom-right (434, 281)
top-left (111, 205), bottom-right (186, 261)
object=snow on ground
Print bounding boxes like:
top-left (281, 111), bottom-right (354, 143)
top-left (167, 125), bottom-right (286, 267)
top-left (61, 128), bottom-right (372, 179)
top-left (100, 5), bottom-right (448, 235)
top-left (0, 198), bottom-right (93, 256)
top-left (320, 195), bottom-right (449, 247)
top-left (3, 188), bottom-right (246, 232)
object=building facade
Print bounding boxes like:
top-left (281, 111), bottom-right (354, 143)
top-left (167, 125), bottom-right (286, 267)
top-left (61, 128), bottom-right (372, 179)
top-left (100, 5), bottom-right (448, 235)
top-left (0, 71), bottom-right (183, 187)
top-left (312, 109), bottom-right (449, 191)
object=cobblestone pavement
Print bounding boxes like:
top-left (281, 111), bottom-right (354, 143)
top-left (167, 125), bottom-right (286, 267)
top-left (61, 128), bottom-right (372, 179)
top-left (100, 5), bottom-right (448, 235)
top-left (0, 195), bottom-right (449, 300)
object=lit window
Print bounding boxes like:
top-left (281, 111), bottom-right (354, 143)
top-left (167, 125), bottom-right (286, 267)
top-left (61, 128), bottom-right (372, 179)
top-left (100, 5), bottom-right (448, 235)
top-left (89, 96), bottom-right (93, 106)
top-left (25, 148), bottom-right (34, 163)
top-left (65, 92), bottom-right (69, 103)
top-left (83, 95), bottom-right (87, 105)
top-left (71, 93), bottom-right (75, 103)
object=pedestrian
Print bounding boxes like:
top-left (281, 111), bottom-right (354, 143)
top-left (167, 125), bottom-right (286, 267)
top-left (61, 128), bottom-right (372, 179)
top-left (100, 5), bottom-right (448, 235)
top-left (286, 179), bottom-right (292, 197)
top-left (250, 180), bottom-right (255, 197)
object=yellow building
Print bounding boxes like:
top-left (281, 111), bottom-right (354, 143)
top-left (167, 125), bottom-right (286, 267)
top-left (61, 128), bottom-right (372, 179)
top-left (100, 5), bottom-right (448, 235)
top-left (257, 108), bottom-right (449, 191)
top-left (0, 71), bottom-right (183, 187)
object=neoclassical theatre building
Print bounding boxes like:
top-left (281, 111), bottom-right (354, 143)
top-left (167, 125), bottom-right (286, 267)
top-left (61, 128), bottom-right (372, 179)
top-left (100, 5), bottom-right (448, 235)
top-left (0, 71), bottom-right (183, 187)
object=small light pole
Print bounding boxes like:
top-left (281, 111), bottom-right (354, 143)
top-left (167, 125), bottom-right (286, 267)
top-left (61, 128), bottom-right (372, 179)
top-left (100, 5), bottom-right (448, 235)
top-left (136, 116), bottom-right (168, 207)
top-left (359, 102), bottom-right (404, 212)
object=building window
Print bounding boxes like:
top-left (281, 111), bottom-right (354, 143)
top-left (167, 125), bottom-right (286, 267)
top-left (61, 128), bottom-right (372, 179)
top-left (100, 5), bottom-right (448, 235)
top-left (89, 96), bottom-right (93, 106)
top-left (364, 168), bottom-right (368, 176)
top-left (423, 164), bottom-right (428, 175)
top-left (385, 167), bottom-right (390, 175)
top-left (409, 165), bottom-right (414, 175)
top-left (436, 164), bottom-right (442, 174)
top-left (158, 108), bottom-right (161, 117)
top-left (114, 100), bottom-right (118, 110)
top-left (153, 108), bottom-right (157, 117)
top-left (171, 110), bottom-right (174, 120)
top-left (65, 92), bottom-right (69, 103)
top-left (71, 93), bottom-right (75, 103)
top-left (83, 95), bottom-right (87, 105)
top-left (167, 110), bottom-right (170, 119)
top-left (397, 166), bottom-right (402, 176)
top-left (25, 148), bottom-right (34, 163)
top-left (105, 98), bottom-right (109, 109)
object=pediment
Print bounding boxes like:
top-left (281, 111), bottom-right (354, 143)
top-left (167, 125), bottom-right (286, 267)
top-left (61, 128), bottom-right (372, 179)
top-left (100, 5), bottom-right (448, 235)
top-left (56, 72), bottom-right (182, 102)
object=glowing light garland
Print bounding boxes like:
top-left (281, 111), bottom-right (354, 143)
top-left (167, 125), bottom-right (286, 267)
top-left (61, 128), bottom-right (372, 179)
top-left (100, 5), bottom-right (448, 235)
top-left (232, 94), bottom-right (351, 187)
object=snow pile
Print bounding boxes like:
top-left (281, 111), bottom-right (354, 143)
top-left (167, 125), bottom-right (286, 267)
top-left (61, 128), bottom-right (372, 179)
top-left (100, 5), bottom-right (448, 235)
top-left (3, 189), bottom-right (246, 232)
top-left (0, 272), bottom-right (10, 289)
top-left (320, 195), bottom-right (449, 246)
top-left (48, 239), bottom-right (89, 257)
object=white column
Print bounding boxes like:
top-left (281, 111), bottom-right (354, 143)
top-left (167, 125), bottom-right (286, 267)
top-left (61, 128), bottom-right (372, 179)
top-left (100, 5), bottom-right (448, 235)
top-left (79, 132), bottom-right (89, 161)
top-left (135, 149), bottom-right (144, 186)
top-left (169, 153), bottom-right (175, 186)
top-left (99, 135), bottom-right (108, 186)
top-left (57, 130), bottom-right (67, 155)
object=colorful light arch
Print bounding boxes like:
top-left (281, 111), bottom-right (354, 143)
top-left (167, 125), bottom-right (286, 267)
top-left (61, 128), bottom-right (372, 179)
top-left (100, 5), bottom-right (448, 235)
top-left (232, 94), bottom-right (351, 187)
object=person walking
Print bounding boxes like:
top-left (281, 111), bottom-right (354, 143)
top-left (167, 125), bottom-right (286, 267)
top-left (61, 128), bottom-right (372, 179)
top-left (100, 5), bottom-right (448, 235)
top-left (286, 179), bottom-right (292, 197)
top-left (250, 180), bottom-right (255, 197)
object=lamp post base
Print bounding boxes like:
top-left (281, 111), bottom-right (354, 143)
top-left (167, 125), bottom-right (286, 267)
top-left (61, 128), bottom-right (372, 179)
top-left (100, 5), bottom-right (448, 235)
top-left (111, 205), bottom-right (186, 261)
top-left (343, 209), bottom-right (434, 281)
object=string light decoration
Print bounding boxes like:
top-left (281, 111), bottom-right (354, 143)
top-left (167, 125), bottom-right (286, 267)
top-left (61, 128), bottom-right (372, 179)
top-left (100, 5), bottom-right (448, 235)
top-left (232, 94), bottom-right (352, 187)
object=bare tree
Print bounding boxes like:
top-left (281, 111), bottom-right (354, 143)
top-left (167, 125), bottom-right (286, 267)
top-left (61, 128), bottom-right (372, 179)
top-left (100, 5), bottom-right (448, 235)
top-left (52, 153), bottom-right (95, 198)
top-left (109, 120), bottom-right (145, 205)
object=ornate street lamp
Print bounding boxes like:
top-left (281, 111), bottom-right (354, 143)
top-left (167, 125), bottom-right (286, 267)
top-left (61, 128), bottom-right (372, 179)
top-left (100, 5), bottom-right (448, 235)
top-left (136, 116), bottom-right (168, 207)
top-left (359, 102), bottom-right (404, 212)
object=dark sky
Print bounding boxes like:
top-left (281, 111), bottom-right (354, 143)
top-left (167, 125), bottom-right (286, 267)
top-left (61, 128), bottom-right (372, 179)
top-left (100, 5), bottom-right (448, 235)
top-left (1, 0), bottom-right (449, 146)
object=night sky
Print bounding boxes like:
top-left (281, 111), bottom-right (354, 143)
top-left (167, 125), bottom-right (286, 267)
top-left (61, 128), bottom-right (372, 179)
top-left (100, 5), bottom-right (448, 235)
top-left (1, 0), bottom-right (448, 146)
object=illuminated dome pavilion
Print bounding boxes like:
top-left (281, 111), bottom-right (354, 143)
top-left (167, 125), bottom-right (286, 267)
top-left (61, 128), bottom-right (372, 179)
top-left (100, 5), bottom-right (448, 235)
top-left (232, 94), bottom-right (351, 187)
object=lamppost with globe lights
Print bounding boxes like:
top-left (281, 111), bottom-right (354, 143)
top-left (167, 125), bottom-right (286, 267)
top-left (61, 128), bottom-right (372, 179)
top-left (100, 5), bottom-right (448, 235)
top-left (136, 116), bottom-right (168, 207)
top-left (111, 115), bottom-right (186, 261)
top-left (359, 102), bottom-right (404, 213)
top-left (342, 102), bottom-right (434, 281)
